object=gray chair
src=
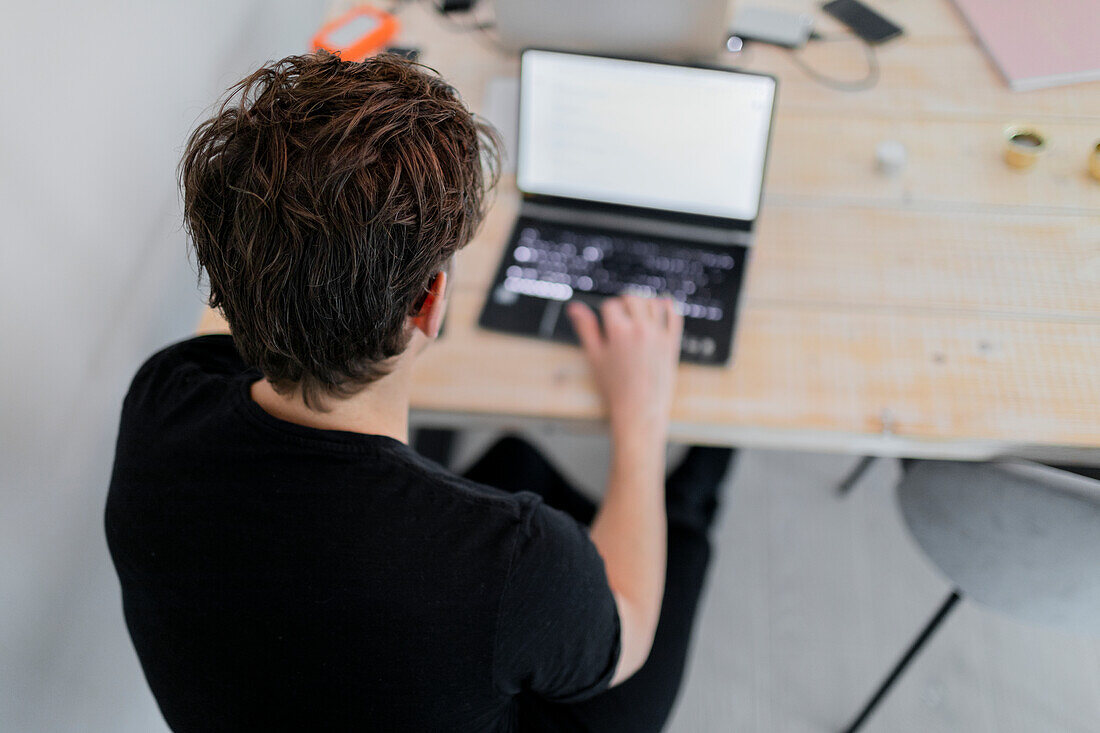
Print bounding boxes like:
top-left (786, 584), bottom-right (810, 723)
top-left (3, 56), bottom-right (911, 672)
top-left (840, 459), bottom-right (1100, 733)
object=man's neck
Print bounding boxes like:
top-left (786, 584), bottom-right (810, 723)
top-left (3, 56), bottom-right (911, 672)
top-left (250, 359), bottom-right (413, 444)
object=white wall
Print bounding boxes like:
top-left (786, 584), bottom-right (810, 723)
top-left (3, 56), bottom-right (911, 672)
top-left (0, 2), bottom-right (326, 729)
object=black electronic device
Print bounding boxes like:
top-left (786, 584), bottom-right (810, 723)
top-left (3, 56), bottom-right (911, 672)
top-left (384, 46), bottom-right (421, 61)
top-left (821, 0), bottom-right (903, 44)
top-left (483, 219), bottom-right (748, 363)
top-left (434, 0), bottom-right (476, 13)
top-left (477, 50), bottom-right (778, 366)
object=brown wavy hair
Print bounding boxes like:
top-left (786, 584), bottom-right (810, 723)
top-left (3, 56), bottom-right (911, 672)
top-left (181, 52), bottom-right (500, 408)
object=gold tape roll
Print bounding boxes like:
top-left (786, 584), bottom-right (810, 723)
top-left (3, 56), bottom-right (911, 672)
top-left (1089, 141), bottom-right (1100, 183)
top-left (1003, 125), bottom-right (1046, 170)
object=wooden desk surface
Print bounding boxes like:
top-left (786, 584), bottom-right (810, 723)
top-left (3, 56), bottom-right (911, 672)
top-left (199, 1), bottom-right (1100, 460)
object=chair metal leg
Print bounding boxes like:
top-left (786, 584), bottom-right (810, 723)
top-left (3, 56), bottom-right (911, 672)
top-left (840, 589), bottom-right (962, 733)
top-left (837, 456), bottom-right (878, 496)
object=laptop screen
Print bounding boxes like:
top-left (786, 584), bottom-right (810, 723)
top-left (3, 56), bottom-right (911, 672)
top-left (516, 50), bottom-right (776, 222)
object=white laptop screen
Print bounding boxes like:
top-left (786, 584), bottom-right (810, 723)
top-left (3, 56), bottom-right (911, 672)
top-left (517, 50), bottom-right (776, 222)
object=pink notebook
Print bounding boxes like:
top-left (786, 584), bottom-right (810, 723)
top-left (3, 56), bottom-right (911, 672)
top-left (952, 0), bottom-right (1100, 91)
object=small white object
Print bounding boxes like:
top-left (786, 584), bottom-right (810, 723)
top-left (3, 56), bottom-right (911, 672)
top-left (876, 140), bottom-right (908, 175)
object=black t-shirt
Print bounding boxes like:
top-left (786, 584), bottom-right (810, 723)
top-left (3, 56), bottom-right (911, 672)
top-left (105, 336), bottom-right (620, 732)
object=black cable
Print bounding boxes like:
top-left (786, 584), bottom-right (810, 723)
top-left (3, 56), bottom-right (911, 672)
top-left (783, 33), bottom-right (880, 92)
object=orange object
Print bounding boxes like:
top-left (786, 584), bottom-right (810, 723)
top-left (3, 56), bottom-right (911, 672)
top-left (311, 6), bottom-right (399, 62)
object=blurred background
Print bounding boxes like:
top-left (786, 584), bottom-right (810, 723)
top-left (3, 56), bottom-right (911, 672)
top-left (2, 2), bottom-right (1098, 732)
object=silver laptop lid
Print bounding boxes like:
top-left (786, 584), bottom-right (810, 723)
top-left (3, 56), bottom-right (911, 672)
top-left (494, 0), bottom-right (731, 60)
top-left (516, 50), bottom-right (778, 226)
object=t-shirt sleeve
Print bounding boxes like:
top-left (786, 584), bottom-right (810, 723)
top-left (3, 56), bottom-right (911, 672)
top-left (492, 496), bottom-right (621, 703)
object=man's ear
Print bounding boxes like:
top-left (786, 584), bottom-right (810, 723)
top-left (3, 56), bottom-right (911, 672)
top-left (410, 271), bottom-right (448, 339)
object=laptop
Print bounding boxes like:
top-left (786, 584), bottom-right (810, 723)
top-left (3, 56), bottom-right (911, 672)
top-left (478, 49), bottom-right (778, 365)
top-left (494, 0), bottom-right (731, 60)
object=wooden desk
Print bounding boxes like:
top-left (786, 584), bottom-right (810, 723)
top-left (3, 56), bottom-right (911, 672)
top-left (199, 1), bottom-right (1100, 461)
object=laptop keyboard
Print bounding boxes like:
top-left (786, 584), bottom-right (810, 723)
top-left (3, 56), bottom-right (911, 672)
top-left (500, 223), bottom-right (736, 321)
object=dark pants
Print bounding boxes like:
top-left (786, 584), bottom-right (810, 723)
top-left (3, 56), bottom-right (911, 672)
top-left (463, 437), bottom-right (723, 733)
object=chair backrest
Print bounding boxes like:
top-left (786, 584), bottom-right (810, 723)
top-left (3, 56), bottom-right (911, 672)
top-left (897, 460), bottom-right (1100, 636)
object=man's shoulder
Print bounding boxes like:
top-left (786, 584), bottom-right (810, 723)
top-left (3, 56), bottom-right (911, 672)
top-left (396, 453), bottom-right (596, 560)
top-left (131, 334), bottom-right (245, 387)
top-left (392, 447), bottom-right (543, 526)
top-left (119, 334), bottom-right (246, 428)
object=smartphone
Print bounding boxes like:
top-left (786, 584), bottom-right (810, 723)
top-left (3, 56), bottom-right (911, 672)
top-left (822, 0), bottom-right (903, 44)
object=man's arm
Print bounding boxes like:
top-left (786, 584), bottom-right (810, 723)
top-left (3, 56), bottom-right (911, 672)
top-left (566, 295), bottom-right (683, 686)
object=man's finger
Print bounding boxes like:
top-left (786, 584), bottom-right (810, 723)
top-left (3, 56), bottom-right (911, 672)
top-left (666, 299), bottom-right (684, 344)
top-left (601, 297), bottom-right (631, 335)
top-left (620, 294), bottom-right (648, 322)
top-left (567, 301), bottom-right (603, 356)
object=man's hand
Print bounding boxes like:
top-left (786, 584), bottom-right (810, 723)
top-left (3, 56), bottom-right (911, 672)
top-left (566, 295), bottom-right (684, 435)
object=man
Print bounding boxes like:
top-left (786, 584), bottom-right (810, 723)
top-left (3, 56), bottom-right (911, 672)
top-left (106, 52), bottom-right (732, 732)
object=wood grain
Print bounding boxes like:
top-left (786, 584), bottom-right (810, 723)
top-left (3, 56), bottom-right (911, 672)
top-left (448, 201), bottom-right (1100, 320)
top-left (767, 114), bottom-right (1100, 212)
top-left (738, 32), bottom-right (1100, 122)
top-left (404, 289), bottom-right (1100, 449)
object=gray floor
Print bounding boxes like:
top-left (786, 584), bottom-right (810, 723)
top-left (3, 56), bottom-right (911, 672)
top-left (669, 449), bottom-right (1100, 733)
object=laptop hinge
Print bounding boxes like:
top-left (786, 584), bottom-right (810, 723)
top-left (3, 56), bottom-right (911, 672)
top-left (519, 200), bottom-right (753, 247)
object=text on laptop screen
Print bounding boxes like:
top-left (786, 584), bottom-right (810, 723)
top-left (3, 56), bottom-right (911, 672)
top-left (517, 51), bottom-right (776, 221)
